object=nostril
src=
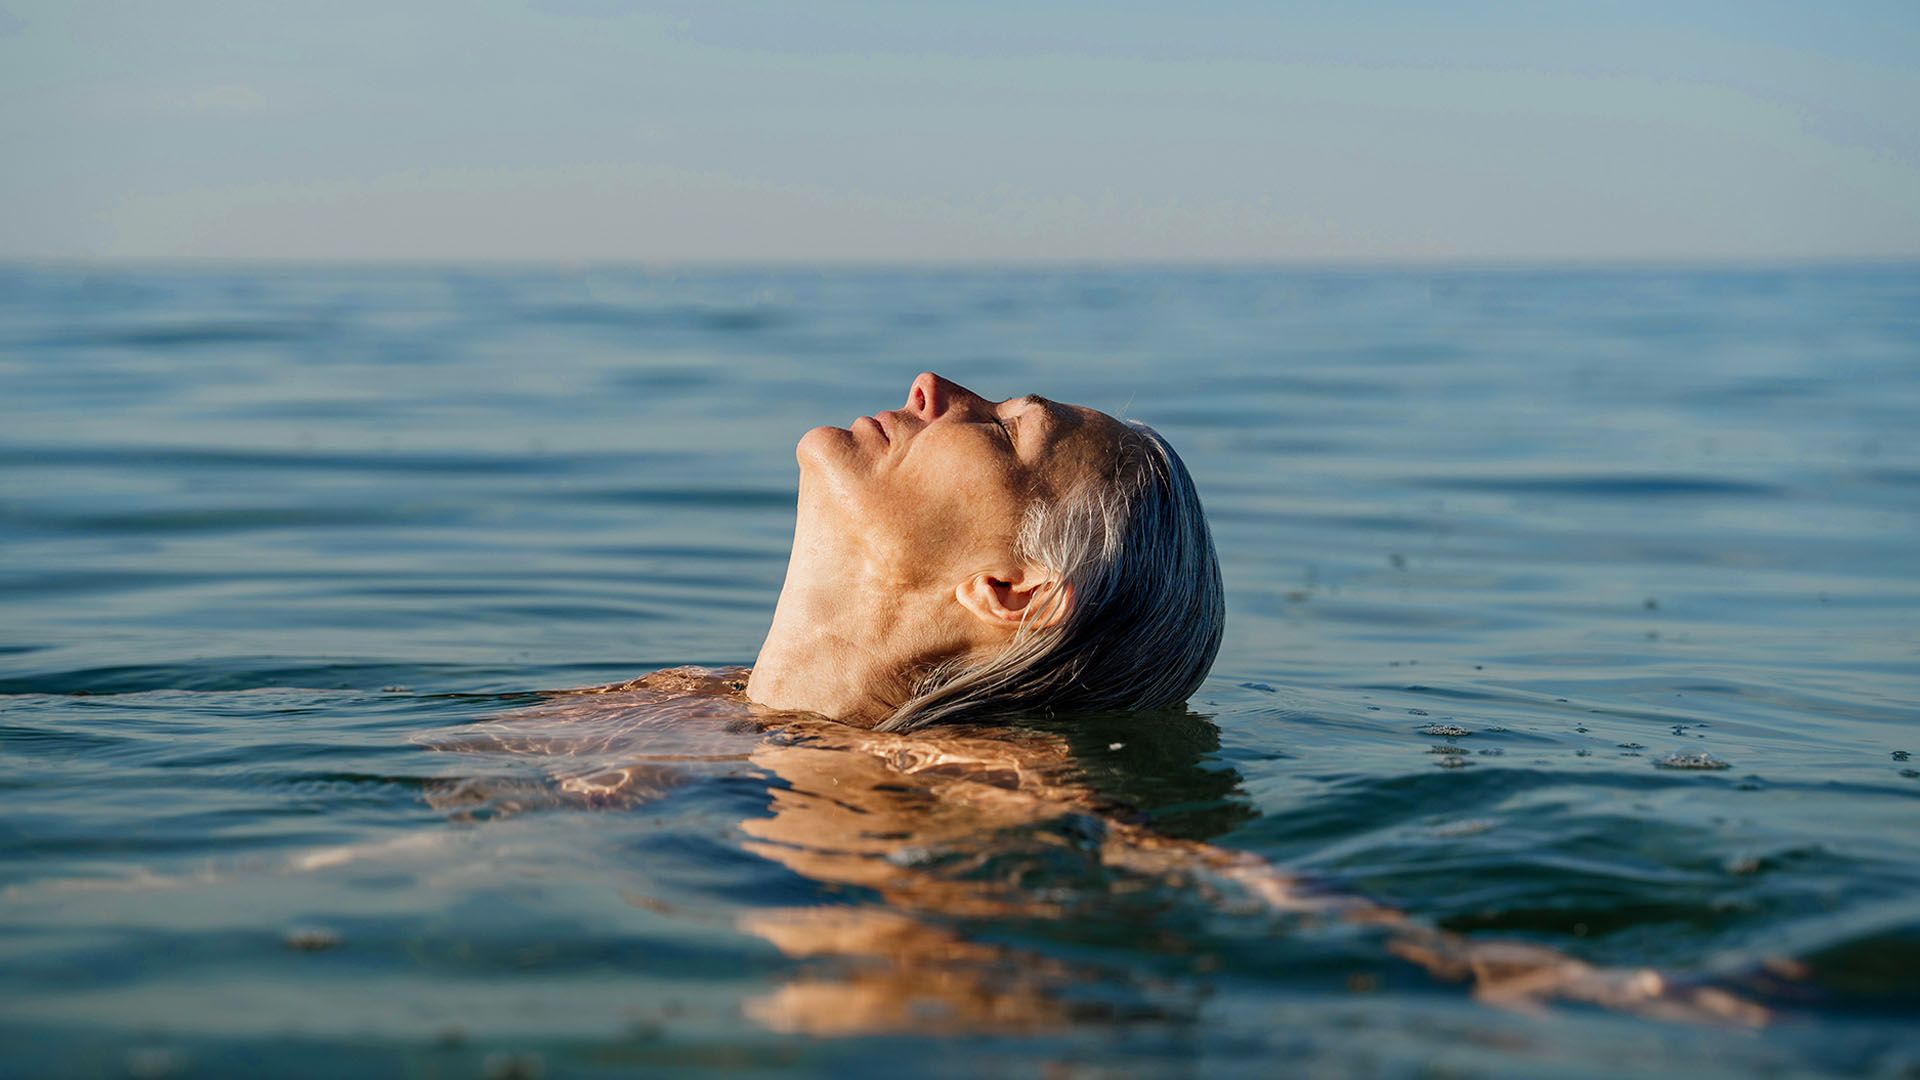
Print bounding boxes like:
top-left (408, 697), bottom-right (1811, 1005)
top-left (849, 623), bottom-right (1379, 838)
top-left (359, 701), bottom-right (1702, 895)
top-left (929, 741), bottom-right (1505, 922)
top-left (908, 371), bottom-right (943, 419)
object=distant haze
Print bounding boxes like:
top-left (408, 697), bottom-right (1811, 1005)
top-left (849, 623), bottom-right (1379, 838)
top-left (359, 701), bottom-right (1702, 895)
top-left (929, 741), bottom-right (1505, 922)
top-left (2, 1), bottom-right (1916, 263)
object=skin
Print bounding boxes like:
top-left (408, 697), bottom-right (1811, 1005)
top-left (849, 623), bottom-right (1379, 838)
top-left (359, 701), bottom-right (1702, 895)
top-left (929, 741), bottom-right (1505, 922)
top-left (745, 371), bottom-right (1131, 726)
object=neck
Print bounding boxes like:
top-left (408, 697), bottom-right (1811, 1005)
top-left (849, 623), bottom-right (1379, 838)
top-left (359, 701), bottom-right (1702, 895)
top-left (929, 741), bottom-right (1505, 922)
top-left (746, 593), bottom-right (894, 728)
top-left (747, 512), bottom-right (932, 726)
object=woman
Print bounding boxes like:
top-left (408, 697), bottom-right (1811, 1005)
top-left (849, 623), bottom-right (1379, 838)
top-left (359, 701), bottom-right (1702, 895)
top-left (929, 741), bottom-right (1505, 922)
top-left (420, 374), bottom-right (1767, 1030)
top-left (748, 371), bottom-right (1224, 729)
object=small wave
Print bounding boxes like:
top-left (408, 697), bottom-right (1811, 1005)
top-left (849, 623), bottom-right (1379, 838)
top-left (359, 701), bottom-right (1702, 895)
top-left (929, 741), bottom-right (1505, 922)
top-left (546, 486), bottom-right (792, 510)
top-left (521, 301), bottom-right (788, 334)
top-left (0, 443), bottom-right (622, 476)
top-left (0, 503), bottom-right (456, 536)
top-left (1415, 473), bottom-right (1782, 498)
top-left (0, 662), bottom-right (483, 695)
top-left (40, 319), bottom-right (324, 349)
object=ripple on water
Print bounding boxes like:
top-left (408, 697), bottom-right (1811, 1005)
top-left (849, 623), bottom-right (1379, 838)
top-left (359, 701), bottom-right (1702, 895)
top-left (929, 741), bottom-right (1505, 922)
top-left (1655, 751), bottom-right (1732, 771)
top-left (3, 265), bottom-right (1917, 1077)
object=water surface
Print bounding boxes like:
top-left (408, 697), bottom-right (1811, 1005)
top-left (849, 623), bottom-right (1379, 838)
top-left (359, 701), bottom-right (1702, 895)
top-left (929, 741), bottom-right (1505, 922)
top-left (2, 264), bottom-right (1917, 1077)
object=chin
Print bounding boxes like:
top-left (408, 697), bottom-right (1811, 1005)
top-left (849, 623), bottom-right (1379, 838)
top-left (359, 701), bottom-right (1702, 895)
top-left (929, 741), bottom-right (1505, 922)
top-left (795, 425), bottom-right (854, 470)
top-left (793, 426), bottom-right (879, 523)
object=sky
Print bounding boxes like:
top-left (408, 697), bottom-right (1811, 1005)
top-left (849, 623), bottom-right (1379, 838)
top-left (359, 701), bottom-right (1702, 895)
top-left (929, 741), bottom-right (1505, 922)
top-left (1, 1), bottom-right (1917, 263)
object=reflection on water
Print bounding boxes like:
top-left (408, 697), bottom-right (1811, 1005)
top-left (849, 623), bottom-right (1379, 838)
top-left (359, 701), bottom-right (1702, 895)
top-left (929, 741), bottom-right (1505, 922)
top-left (420, 671), bottom-right (1769, 1040)
top-left (417, 671), bottom-right (1261, 1037)
top-left (2, 265), bottom-right (1917, 1076)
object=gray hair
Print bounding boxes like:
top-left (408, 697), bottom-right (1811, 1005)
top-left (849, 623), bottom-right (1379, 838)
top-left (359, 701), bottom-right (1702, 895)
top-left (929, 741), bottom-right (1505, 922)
top-left (876, 421), bottom-right (1224, 732)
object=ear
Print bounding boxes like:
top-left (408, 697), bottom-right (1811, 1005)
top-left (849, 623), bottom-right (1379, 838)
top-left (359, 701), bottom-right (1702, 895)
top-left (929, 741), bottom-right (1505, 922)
top-left (955, 569), bottom-right (1073, 634)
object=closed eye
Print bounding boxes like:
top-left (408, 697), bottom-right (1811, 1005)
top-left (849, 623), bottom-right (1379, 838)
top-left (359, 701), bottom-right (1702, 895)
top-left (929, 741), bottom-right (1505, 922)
top-left (999, 395), bottom-right (1050, 445)
top-left (999, 395), bottom-right (1047, 436)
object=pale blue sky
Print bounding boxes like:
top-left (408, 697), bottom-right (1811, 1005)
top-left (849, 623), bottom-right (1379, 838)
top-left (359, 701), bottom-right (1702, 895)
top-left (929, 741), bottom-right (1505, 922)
top-left (2, 1), bottom-right (1916, 261)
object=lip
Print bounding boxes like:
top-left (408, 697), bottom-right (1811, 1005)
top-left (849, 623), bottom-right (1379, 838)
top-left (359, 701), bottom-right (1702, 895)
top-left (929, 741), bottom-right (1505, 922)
top-left (854, 413), bottom-right (891, 447)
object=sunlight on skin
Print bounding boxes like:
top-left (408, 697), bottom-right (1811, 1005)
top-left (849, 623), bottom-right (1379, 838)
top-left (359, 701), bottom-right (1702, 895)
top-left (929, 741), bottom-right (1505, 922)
top-left (746, 372), bottom-right (1127, 725)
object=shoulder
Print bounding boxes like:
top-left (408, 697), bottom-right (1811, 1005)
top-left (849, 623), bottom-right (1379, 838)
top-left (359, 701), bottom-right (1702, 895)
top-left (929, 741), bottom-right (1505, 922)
top-left (555, 665), bottom-right (752, 699)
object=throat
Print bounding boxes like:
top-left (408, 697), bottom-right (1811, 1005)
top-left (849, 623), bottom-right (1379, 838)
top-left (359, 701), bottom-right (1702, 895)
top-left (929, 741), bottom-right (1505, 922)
top-left (745, 569), bottom-right (932, 728)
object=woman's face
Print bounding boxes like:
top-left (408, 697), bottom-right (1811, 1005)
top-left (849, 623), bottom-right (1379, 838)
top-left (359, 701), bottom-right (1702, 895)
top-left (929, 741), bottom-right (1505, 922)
top-left (796, 372), bottom-right (1127, 587)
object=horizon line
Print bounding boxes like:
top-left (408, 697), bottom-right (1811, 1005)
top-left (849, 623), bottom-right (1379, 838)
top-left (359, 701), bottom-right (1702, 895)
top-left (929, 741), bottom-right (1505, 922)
top-left (5, 253), bottom-right (1919, 272)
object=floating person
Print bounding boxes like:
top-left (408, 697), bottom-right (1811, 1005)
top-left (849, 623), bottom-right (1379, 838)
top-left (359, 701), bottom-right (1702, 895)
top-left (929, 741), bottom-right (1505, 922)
top-left (420, 373), bottom-right (1771, 1031)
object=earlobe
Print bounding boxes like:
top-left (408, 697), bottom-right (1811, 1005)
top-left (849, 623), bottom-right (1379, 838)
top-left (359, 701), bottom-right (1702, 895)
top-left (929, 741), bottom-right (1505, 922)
top-left (956, 571), bottom-right (1072, 633)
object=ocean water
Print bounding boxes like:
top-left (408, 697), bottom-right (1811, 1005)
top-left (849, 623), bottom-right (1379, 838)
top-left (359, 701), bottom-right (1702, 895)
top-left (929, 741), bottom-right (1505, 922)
top-left (1, 263), bottom-right (1916, 1078)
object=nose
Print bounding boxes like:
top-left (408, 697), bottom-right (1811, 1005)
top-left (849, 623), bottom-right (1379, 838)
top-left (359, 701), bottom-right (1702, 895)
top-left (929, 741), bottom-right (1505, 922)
top-left (905, 371), bottom-right (990, 423)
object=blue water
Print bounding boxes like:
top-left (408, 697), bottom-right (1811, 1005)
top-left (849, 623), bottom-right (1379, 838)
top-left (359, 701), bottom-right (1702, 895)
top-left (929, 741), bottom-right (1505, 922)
top-left (2, 264), bottom-right (1917, 1077)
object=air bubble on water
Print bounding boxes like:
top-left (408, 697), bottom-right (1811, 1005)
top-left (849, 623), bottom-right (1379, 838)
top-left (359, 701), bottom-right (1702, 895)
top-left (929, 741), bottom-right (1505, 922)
top-left (1428, 744), bottom-right (1467, 755)
top-left (1901, 769), bottom-right (1920, 780)
top-left (283, 926), bottom-right (341, 952)
top-left (1421, 723), bottom-right (1470, 737)
top-left (1575, 749), bottom-right (1592, 757)
top-left (1893, 750), bottom-right (1911, 761)
top-left (1408, 708), bottom-right (1429, 716)
top-left (1655, 751), bottom-right (1731, 770)
top-left (1435, 755), bottom-right (1472, 769)
top-left (1477, 748), bottom-right (1504, 756)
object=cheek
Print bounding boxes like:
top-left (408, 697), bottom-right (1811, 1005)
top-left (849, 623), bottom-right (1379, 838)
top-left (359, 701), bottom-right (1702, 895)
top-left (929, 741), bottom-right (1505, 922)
top-left (913, 427), bottom-right (1023, 489)
top-left (904, 435), bottom-right (992, 497)
top-left (903, 437), bottom-right (1031, 550)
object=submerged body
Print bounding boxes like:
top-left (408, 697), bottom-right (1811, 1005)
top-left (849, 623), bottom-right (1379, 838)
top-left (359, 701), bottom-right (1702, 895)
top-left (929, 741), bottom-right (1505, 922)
top-left (421, 668), bottom-right (1771, 1032)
